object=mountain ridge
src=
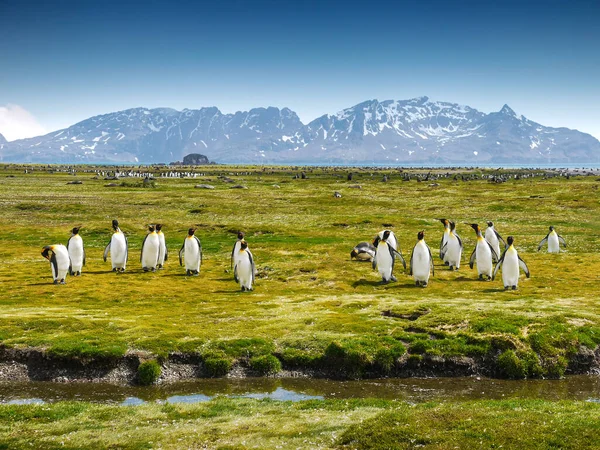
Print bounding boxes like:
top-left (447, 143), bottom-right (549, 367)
top-left (1, 98), bottom-right (599, 164)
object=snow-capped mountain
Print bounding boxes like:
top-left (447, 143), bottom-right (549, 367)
top-left (1, 97), bottom-right (599, 164)
top-left (0, 133), bottom-right (6, 145)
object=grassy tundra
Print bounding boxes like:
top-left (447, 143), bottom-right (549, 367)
top-left (0, 164), bottom-right (599, 379)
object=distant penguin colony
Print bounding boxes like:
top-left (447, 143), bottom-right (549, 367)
top-left (41, 218), bottom-right (568, 290)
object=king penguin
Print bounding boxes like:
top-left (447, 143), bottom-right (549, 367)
top-left (234, 240), bottom-right (256, 291)
top-left (179, 227), bottom-right (202, 276)
top-left (156, 224), bottom-right (168, 269)
top-left (440, 221), bottom-right (462, 270)
top-left (410, 231), bottom-right (434, 287)
top-left (103, 219), bottom-right (128, 273)
top-left (373, 230), bottom-right (406, 284)
top-left (351, 242), bottom-right (376, 261)
top-left (484, 221), bottom-right (506, 263)
top-left (438, 219), bottom-right (450, 264)
top-left (67, 226), bottom-right (85, 276)
top-left (141, 225), bottom-right (160, 272)
top-left (41, 244), bottom-right (70, 284)
top-left (538, 226), bottom-right (567, 253)
top-left (493, 236), bottom-right (530, 289)
top-left (231, 231), bottom-right (245, 273)
top-left (373, 229), bottom-right (398, 253)
top-left (468, 223), bottom-right (498, 280)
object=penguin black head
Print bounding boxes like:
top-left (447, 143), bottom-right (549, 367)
top-left (240, 240), bottom-right (248, 250)
top-left (438, 218), bottom-right (449, 227)
top-left (72, 226), bottom-right (81, 235)
top-left (155, 224), bottom-right (162, 232)
top-left (468, 223), bottom-right (480, 234)
top-left (449, 221), bottom-right (456, 231)
top-left (487, 221), bottom-right (494, 227)
top-left (237, 231), bottom-right (245, 240)
top-left (507, 236), bottom-right (514, 246)
top-left (41, 245), bottom-right (52, 259)
top-left (148, 225), bottom-right (155, 232)
top-left (382, 230), bottom-right (391, 241)
top-left (350, 249), bottom-right (358, 260)
top-left (112, 219), bottom-right (119, 231)
top-left (549, 226), bottom-right (554, 231)
top-left (417, 231), bottom-right (425, 240)
top-left (188, 227), bottom-right (196, 236)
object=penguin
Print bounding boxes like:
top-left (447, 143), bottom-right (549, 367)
top-left (410, 231), bottom-right (434, 287)
top-left (484, 221), bottom-right (506, 263)
top-left (103, 219), bottom-right (128, 272)
top-left (467, 223), bottom-right (498, 280)
top-left (537, 226), bottom-right (567, 253)
top-left (156, 224), bottom-right (168, 269)
top-left (67, 226), bottom-right (85, 276)
top-left (231, 231), bottom-right (245, 271)
top-left (141, 225), bottom-right (160, 272)
top-left (234, 240), bottom-right (255, 291)
top-left (179, 227), bottom-right (202, 276)
top-left (493, 236), bottom-right (530, 290)
top-left (440, 221), bottom-right (462, 270)
top-left (373, 230), bottom-right (406, 284)
top-left (41, 244), bottom-right (70, 284)
top-left (438, 219), bottom-right (450, 264)
top-left (350, 242), bottom-right (376, 261)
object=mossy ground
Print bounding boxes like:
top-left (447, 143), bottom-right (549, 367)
top-left (0, 398), bottom-right (599, 449)
top-left (0, 165), bottom-right (599, 377)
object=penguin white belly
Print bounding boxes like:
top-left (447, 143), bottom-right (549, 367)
top-left (111, 233), bottom-right (127, 269)
top-left (54, 245), bottom-right (70, 281)
top-left (548, 232), bottom-right (560, 253)
top-left (68, 236), bottom-right (84, 272)
top-left (446, 236), bottom-right (462, 268)
top-left (142, 234), bottom-right (160, 270)
top-left (157, 233), bottom-right (167, 265)
top-left (232, 241), bottom-right (242, 267)
top-left (485, 230), bottom-right (501, 261)
top-left (184, 238), bottom-right (201, 271)
top-left (236, 254), bottom-right (253, 289)
top-left (502, 250), bottom-right (520, 287)
top-left (441, 231), bottom-right (450, 263)
top-left (376, 243), bottom-right (393, 281)
top-left (356, 251), bottom-right (374, 261)
top-left (476, 240), bottom-right (493, 277)
top-left (412, 243), bottom-right (430, 282)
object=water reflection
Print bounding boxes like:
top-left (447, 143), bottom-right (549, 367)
top-left (0, 376), bottom-right (598, 406)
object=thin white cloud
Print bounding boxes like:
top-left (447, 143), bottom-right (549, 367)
top-left (0, 104), bottom-right (47, 141)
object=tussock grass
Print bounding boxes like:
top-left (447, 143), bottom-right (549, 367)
top-left (0, 165), bottom-right (599, 377)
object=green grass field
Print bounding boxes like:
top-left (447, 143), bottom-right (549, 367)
top-left (0, 165), bottom-right (599, 378)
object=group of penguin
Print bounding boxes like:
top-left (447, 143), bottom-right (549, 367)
top-left (40, 222), bottom-right (256, 291)
top-left (351, 220), bottom-right (567, 289)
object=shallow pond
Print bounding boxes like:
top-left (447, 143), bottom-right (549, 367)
top-left (1, 376), bottom-right (599, 406)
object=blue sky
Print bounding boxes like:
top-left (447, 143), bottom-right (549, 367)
top-left (0, 0), bottom-right (599, 140)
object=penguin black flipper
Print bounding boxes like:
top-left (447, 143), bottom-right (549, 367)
top-left (179, 241), bottom-right (185, 266)
top-left (409, 246), bottom-right (415, 276)
top-left (487, 241), bottom-right (499, 261)
top-left (103, 241), bottom-right (110, 262)
top-left (233, 264), bottom-right (239, 283)
top-left (231, 242), bottom-right (237, 269)
top-left (469, 247), bottom-right (477, 269)
top-left (440, 242), bottom-right (448, 260)
top-left (248, 250), bottom-right (255, 284)
top-left (439, 235), bottom-right (445, 260)
top-left (50, 252), bottom-right (58, 280)
top-left (492, 250), bottom-right (507, 281)
top-left (392, 248), bottom-right (406, 271)
top-left (67, 235), bottom-right (73, 251)
top-left (140, 234), bottom-right (149, 262)
top-left (557, 235), bottom-right (567, 248)
top-left (495, 230), bottom-right (507, 249)
top-left (456, 234), bottom-right (463, 250)
top-left (372, 251), bottom-right (378, 271)
top-left (164, 243), bottom-right (168, 261)
top-left (83, 243), bottom-right (86, 266)
top-left (194, 236), bottom-right (203, 269)
top-left (427, 244), bottom-right (434, 276)
top-left (124, 235), bottom-right (129, 262)
top-left (518, 256), bottom-right (531, 278)
top-left (537, 233), bottom-right (549, 251)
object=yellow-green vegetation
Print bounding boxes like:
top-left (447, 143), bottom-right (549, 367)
top-left (0, 398), bottom-right (599, 449)
top-left (1, 164), bottom-right (599, 378)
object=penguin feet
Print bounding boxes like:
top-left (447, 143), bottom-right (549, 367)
top-left (157, 264), bottom-right (163, 269)
top-left (241, 286), bottom-right (246, 292)
top-left (504, 286), bottom-right (510, 290)
top-left (143, 267), bottom-right (149, 272)
top-left (390, 275), bottom-right (397, 282)
top-left (194, 271), bottom-right (199, 276)
top-left (151, 268), bottom-right (156, 272)
top-left (186, 270), bottom-right (192, 276)
top-left (379, 279), bottom-right (389, 285)
top-left (512, 285), bottom-right (517, 290)
top-left (421, 282), bottom-right (428, 288)
top-left (59, 279), bottom-right (66, 285)
top-left (444, 262), bottom-right (450, 266)
top-left (112, 268), bottom-right (117, 272)
top-left (53, 279), bottom-right (59, 285)
top-left (76, 271), bottom-right (81, 277)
